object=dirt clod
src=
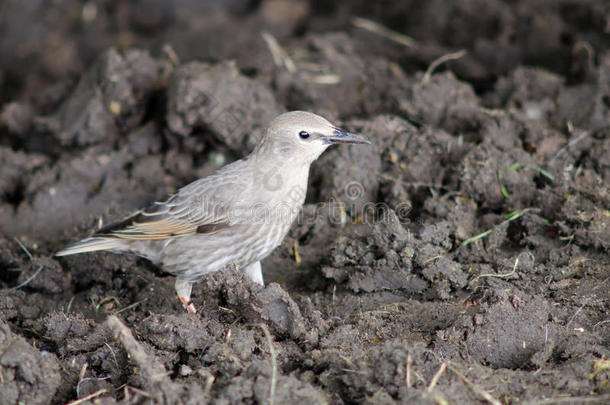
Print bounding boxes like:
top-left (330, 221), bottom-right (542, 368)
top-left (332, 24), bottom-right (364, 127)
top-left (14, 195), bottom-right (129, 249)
top-left (0, 320), bottom-right (61, 405)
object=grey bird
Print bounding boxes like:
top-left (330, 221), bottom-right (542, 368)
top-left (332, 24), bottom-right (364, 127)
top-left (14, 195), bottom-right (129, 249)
top-left (56, 111), bottom-right (370, 313)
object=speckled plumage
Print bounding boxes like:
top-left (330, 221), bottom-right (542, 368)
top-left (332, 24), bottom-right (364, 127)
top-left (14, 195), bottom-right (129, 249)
top-left (56, 111), bottom-right (370, 312)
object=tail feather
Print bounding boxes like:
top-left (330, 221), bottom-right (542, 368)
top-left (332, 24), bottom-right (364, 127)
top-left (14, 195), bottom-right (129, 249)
top-left (55, 237), bottom-right (125, 256)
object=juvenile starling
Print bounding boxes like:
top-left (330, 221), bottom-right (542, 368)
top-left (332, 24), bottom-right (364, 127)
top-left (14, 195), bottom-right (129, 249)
top-left (56, 111), bottom-right (370, 313)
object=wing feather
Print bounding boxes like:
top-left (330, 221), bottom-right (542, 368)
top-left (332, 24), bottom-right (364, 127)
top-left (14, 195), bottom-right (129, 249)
top-left (95, 188), bottom-right (229, 240)
top-left (91, 157), bottom-right (250, 241)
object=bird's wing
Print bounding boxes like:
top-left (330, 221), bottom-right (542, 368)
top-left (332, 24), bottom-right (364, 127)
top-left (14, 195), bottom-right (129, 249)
top-left (94, 193), bottom-right (230, 240)
top-left (94, 177), bottom-right (236, 240)
top-left (93, 158), bottom-right (252, 240)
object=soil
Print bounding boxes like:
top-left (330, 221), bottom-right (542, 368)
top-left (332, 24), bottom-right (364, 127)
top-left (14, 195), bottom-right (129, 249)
top-left (1, 1), bottom-right (609, 404)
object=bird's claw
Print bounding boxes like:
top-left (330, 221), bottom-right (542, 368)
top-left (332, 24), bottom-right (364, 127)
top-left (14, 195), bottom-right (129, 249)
top-left (179, 296), bottom-right (197, 314)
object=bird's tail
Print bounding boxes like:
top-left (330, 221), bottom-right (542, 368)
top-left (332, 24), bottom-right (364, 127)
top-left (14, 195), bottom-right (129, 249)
top-left (55, 237), bottom-right (124, 256)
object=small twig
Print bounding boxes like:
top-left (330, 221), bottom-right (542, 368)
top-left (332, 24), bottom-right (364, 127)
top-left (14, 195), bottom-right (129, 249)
top-left (529, 395), bottom-right (610, 404)
top-left (217, 306), bottom-right (237, 316)
top-left (115, 298), bottom-right (148, 314)
top-left (105, 315), bottom-right (175, 402)
top-left (65, 296), bottom-right (75, 314)
top-left (106, 315), bottom-right (170, 383)
top-left (338, 354), bottom-right (355, 368)
top-left (427, 362), bottom-right (447, 392)
top-left (448, 363), bottom-right (501, 405)
top-left (351, 17), bottom-right (417, 47)
top-left (124, 385), bottom-right (153, 399)
top-left (405, 353), bottom-right (413, 388)
top-left (593, 319), bottom-right (610, 328)
top-left (13, 237), bottom-right (33, 260)
top-left (422, 49), bottom-right (467, 84)
top-left (423, 255), bottom-right (442, 265)
top-left (256, 324), bottom-right (277, 405)
top-left (566, 300), bottom-right (588, 328)
top-left (12, 266), bottom-right (42, 290)
top-left (78, 363), bottom-right (88, 383)
top-left (472, 258), bottom-right (520, 283)
top-left (65, 389), bottom-right (108, 405)
top-left (341, 368), bottom-right (367, 374)
top-left (550, 128), bottom-right (590, 162)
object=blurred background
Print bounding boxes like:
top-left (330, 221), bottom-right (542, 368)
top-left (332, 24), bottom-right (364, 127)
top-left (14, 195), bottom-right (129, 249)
top-left (1, 0), bottom-right (608, 107)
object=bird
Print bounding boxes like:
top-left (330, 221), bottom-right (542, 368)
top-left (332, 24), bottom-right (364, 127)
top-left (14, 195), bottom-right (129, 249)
top-left (56, 111), bottom-right (370, 313)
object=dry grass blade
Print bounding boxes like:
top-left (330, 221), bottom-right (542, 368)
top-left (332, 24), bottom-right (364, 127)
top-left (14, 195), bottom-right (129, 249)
top-left (447, 363), bottom-right (501, 405)
top-left (13, 237), bottom-right (33, 260)
top-left (116, 298), bottom-right (148, 314)
top-left (12, 266), bottom-right (43, 290)
top-left (257, 323), bottom-right (277, 405)
top-left (351, 17), bottom-right (417, 47)
top-left (310, 74), bottom-right (341, 84)
top-left (551, 128), bottom-right (590, 162)
top-left (76, 376), bottom-right (110, 398)
top-left (427, 362), bottom-right (447, 392)
top-left (96, 296), bottom-right (120, 311)
top-left (262, 31), bottom-right (296, 73)
top-left (472, 257), bottom-right (520, 283)
top-left (65, 389), bottom-right (108, 405)
top-left (405, 353), bottom-right (413, 388)
top-left (422, 49), bottom-right (467, 84)
top-left (528, 395), bottom-right (610, 404)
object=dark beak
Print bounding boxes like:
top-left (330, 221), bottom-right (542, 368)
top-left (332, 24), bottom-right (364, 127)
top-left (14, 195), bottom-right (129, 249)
top-left (326, 128), bottom-right (371, 145)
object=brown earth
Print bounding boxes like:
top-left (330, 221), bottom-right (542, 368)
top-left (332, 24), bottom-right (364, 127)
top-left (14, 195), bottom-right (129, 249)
top-left (1, 1), bottom-right (609, 404)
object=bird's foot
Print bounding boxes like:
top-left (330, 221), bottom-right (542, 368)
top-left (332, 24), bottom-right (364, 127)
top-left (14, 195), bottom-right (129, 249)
top-left (179, 296), bottom-right (197, 314)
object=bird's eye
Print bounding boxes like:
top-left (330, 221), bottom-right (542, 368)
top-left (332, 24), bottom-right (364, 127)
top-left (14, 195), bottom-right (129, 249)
top-left (299, 131), bottom-right (310, 139)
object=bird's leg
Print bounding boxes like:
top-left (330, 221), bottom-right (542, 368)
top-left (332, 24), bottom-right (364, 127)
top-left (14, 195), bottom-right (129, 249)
top-left (175, 279), bottom-right (197, 314)
top-left (241, 261), bottom-right (264, 286)
top-left (180, 297), bottom-right (197, 314)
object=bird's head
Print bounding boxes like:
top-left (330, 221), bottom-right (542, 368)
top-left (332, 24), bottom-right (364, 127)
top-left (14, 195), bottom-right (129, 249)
top-left (256, 111), bottom-right (370, 164)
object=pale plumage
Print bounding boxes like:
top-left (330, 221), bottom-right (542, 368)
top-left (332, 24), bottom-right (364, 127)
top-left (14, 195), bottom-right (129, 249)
top-left (56, 111), bottom-right (370, 312)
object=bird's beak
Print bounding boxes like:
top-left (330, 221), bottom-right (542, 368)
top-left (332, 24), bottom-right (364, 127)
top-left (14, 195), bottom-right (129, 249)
top-left (326, 128), bottom-right (371, 144)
